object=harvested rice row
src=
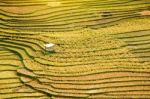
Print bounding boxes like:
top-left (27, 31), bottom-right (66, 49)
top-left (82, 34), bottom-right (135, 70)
top-left (1, 0), bottom-right (149, 32)
top-left (0, 50), bottom-right (50, 99)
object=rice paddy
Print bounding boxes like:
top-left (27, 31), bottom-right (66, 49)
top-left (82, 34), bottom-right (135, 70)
top-left (0, 0), bottom-right (150, 98)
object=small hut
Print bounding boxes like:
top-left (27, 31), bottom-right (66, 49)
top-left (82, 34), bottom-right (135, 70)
top-left (44, 43), bottom-right (55, 52)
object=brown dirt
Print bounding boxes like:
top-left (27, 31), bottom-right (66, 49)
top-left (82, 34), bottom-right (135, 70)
top-left (0, 6), bottom-right (46, 14)
top-left (139, 10), bottom-right (150, 16)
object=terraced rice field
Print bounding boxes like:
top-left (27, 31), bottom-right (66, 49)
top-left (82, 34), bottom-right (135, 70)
top-left (0, 0), bottom-right (150, 98)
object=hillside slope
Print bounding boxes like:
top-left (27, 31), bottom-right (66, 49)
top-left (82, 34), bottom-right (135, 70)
top-left (0, 0), bottom-right (150, 98)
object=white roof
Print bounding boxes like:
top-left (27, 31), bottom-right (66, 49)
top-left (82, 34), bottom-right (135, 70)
top-left (44, 43), bottom-right (55, 48)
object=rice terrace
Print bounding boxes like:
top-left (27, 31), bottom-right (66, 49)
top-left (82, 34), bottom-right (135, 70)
top-left (0, 0), bottom-right (150, 98)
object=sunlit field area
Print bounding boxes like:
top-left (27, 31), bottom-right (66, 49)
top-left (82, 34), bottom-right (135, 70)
top-left (0, 0), bottom-right (150, 98)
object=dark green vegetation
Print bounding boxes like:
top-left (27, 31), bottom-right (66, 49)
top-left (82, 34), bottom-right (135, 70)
top-left (0, 0), bottom-right (150, 98)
